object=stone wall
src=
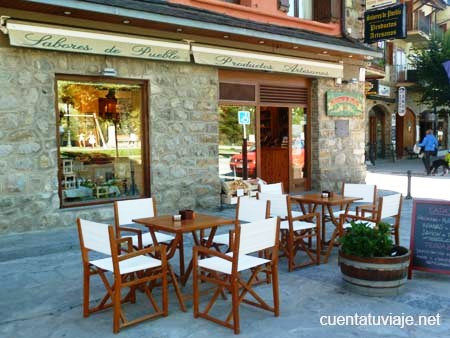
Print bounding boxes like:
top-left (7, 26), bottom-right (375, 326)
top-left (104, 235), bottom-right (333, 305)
top-left (311, 78), bottom-right (367, 192)
top-left (0, 34), bottom-right (220, 234)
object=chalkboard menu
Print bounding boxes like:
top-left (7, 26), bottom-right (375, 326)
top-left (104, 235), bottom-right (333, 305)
top-left (409, 199), bottom-right (450, 278)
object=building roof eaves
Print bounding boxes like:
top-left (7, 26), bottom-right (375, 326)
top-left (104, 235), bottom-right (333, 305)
top-left (24, 0), bottom-right (381, 57)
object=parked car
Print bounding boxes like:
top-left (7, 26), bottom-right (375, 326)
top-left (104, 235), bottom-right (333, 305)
top-left (229, 144), bottom-right (304, 176)
top-left (229, 146), bottom-right (257, 177)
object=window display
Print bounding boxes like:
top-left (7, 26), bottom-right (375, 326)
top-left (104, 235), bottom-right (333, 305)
top-left (56, 77), bottom-right (147, 207)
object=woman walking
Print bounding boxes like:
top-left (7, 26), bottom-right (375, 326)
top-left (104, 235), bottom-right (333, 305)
top-left (417, 129), bottom-right (438, 175)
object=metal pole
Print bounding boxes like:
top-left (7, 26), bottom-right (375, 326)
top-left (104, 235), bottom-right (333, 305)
top-left (405, 170), bottom-right (412, 200)
top-left (242, 137), bottom-right (248, 180)
top-left (242, 124), bottom-right (248, 180)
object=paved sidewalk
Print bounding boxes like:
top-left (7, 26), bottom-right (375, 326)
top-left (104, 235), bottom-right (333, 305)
top-left (0, 161), bottom-right (449, 338)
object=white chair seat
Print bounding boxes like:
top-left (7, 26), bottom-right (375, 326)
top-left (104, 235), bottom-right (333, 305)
top-left (342, 221), bottom-right (376, 229)
top-left (131, 232), bottom-right (174, 247)
top-left (207, 233), bottom-right (229, 246)
top-left (291, 210), bottom-right (304, 217)
top-left (332, 209), bottom-right (358, 218)
top-left (91, 255), bottom-right (162, 275)
top-left (198, 253), bottom-right (270, 275)
top-left (280, 220), bottom-right (316, 231)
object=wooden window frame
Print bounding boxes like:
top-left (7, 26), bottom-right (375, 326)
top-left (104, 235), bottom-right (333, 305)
top-left (55, 74), bottom-right (150, 208)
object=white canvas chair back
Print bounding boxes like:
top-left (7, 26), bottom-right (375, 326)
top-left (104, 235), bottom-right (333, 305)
top-left (115, 198), bottom-right (155, 225)
top-left (237, 196), bottom-right (269, 222)
top-left (238, 218), bottom-right (278, 255)
top-left (379, 193), bottom-right (402, 219)
top-left (343, 183), bottom-right (376, 203)
top-left (259, 182), bottom-right (283, 194)
top-left (257, 193), bottom-right (288, 218)
top-left (79, 219), bottom-right (111, 255)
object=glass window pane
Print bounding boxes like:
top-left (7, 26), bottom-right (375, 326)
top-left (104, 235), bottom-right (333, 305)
top-left (291, 107), bottom-right (306, 181)
top-left (219, 105), bottom-right (256, 180)
top-left (57, 80), bottom-right (146, 206)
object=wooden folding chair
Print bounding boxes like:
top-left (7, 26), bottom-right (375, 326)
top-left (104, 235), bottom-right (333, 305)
top-left (77, 218), bottom-right (168, 333)
top-left (339, 193), bottom-right (403, 245)
top-left (113, 198), bottom-right (174, 249)
top-left (207, 196), bottom-right (271, 251)
top-left (331, 183), bottom-right (377, 220)
top-left (257, 193), bottom-right (320, 271)
top-left (114, 198), bottom-right (186, 312)
top-left (193, 217), bottom-right (280, 334)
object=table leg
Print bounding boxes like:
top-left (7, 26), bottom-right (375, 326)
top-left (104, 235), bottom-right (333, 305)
top-left (322, 203), bottom-right (350, 263)
top-left (181, 227), bottom-right (218, 286)
top-left (321, 204), bottom-right (326, 246)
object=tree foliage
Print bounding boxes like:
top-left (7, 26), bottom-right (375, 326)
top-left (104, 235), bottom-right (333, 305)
top-left (409, 31), bottom-right (450, 108)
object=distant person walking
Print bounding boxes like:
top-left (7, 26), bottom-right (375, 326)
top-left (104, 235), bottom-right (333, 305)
top-left (417, 129), bottom-right (438, 175)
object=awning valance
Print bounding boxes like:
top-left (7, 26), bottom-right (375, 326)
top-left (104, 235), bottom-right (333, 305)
top-left (6, 20), bottom-right (191, 62)
top-left (192, 43), bottom-right (343, 78)
top-left (5, 20), bottom-right (343, 79)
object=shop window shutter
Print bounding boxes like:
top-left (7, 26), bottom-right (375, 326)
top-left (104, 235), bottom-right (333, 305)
top-left (313, 0), bottom-right (341, 23)
top-left (219, 83), bottom-right (256, 101)
top-left (259, 85), bottom-right (308, 105)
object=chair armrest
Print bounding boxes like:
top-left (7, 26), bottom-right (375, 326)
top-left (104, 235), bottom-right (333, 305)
top-left (356, 204), bottom-right (376, 217)
top-left (118, 245), bottom-right (167, 264)
top-left (117, 236), bottom-right (133, 253)
top-left (119, 226), bottom-right (144, 249)
top-left (291, 212), bottom-right (320, 223)
top-left (193, 245), bottom-right (233, 262)
top-left (340, 213), bottom-right (376, 224)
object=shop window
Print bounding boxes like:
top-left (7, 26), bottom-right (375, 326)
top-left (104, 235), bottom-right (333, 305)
top-left (219, 106), bottom-right (257, 180)
top-left (56, 77), bottom-right (148, 207)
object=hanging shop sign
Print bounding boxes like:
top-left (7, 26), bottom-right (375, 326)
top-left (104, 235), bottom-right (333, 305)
top-left (366, 80), bottom-right (391, 97)
top-left (364, 3), bottom-right (406, 44)
top-left (398, 86), bottom-right (406, 116)
top-left (326, 91), bottom-right (364, 117)
top-left (192, 44), bottom-right (343, 78)
top-left (6, 20), bottom-right (191, 62)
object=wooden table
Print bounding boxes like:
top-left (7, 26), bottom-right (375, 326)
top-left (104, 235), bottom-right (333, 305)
top-left (290, 193), bottom-right (362, 263)
top-left (133, 213), bottom-right (235, 286)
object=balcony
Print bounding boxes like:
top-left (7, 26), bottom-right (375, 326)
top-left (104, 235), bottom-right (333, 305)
top-left (404, 10), bottom-right (438, 47)
top-left (366, 58), bottom-right (386, 79)
top-left (394, 64), bottom-right (418, 85)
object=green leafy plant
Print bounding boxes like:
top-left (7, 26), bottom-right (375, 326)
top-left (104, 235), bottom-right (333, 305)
top-left (338, 221), bottom-right (393, 258)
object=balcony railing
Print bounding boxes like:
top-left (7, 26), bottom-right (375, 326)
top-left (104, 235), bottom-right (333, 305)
top-left (394, 64), bottom-right (417, 83)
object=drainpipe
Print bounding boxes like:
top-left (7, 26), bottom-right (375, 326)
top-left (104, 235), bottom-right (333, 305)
top-left (341, 0), bottom-right (359, 43)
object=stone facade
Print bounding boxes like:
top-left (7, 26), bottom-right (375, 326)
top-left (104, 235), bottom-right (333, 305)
top-left (311, 78), bottom-right (367, 192)
top-left (0, 34), bottom-right (220, 234)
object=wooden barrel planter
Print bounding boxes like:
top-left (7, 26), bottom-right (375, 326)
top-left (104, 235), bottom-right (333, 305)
top-left (338, 250), bottom-right (410, 296)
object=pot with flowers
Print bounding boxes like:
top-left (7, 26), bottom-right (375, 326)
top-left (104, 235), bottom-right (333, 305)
top-left (338, 221), bottom-right (410, 296)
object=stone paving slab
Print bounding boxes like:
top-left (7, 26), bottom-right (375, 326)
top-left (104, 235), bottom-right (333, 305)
top-left (1, 161), bottom-right (450, 337)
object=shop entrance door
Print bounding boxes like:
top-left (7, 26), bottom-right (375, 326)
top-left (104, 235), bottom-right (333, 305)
top-left (259, 106), bottom-right (307, 193)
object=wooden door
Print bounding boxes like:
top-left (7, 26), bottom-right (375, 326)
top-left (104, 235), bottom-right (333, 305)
top-left (401, 109), bottom-right (416, 156)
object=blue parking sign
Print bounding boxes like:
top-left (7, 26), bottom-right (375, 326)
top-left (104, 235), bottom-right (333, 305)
top-left (238, 111), bottom-right (250, 125)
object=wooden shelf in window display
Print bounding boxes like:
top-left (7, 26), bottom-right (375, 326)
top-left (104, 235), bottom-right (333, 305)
top-left (64, 174), bottom-right (77, 189)
top-left (63, 159), bottom-right (73, 174)
top-left (95, 185), bottom-right (121, 198)
top-left (95, 186), bottom-right (109, 198)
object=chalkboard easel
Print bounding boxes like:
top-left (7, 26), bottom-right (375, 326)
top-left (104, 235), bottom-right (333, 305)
top-left (408, 199), bottom-right (450, 279)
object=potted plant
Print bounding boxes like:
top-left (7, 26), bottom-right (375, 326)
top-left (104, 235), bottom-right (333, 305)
top-left (338, 221), bottom-right (410, 296)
